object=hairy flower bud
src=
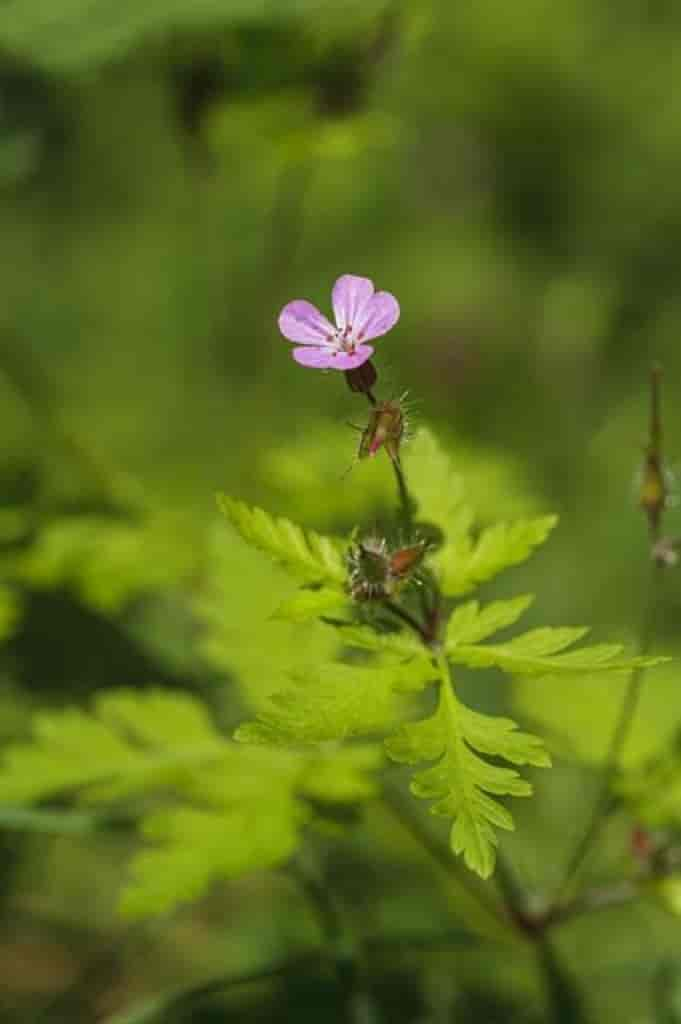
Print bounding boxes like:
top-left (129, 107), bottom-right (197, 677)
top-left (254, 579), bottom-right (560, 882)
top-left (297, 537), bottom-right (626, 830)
top-left (358, 398), bottom-right (404, 465)
top-left (389, 541), bottom-right (427, 579)
top-left (347, 535), bottom-right (426, 601)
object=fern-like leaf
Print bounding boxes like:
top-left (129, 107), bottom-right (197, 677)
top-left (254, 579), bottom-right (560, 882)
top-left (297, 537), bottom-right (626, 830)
top-left (272, 587), bottom-right (350, 623)
top-left (403, 430), bottom-right (556, 597)
top-left (386, 656), bottom-right (549, 878)
top-left (445, 595), bottom-right (534, 647)
top-left (121, 797), bottom-right (303, 918)
top-left (334, 622), bottom-right (426, 659)
top-left (402, 428), bottom-right (470, 536)
top-left (447, 625), bottom-right (667, 677)
top-left (16, 516), bottom-right (195, 613)
top-left (0, 689), bottom-right (383, 916)
top-left (217, 495), bottom-right (346, 586)
top-left (0, 689), bottom-right (227, 804)
top-left (236, 662), bottom-right (408, 745)
top-left (439, 517), bottom-right (558, 597)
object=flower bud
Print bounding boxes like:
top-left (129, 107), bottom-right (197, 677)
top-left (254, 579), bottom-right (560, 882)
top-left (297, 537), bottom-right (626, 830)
top-left (348, 536), bottom-right (391, 601)
top-left (358, 399), bottom-right (404, 465)
top-left (389, 541), bottom-right (428, 579)
top-left (347, 535), bottom-right (426, 602)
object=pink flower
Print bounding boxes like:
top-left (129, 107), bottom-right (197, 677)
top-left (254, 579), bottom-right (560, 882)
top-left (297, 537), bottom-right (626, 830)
top-left (278, 274), bottom-right (400, 370)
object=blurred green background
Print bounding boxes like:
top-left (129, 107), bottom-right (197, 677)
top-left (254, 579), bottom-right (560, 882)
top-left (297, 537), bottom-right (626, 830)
top-left (2, 0), bottom-right (681, 1021)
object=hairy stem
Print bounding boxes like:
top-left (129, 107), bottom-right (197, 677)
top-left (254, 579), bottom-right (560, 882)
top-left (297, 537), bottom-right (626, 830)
top-left (391, 456), bottom-right (414, 533)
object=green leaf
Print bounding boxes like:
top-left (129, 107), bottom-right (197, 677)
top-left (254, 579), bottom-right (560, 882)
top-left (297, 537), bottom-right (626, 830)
top-left (0, 0), bottom-right (392, 73)
top-left (450, 626), bottom-right (668, 677)
top-left (120, 798), bottom-right (302, 918)
top-left (300, 746), bottom-right (383, 803)
top-left (0, 689), bottom-right (227, 804)
top-left (385, 656), bottom-right (548, 879)
top-left (217, 495), bottom-right (346, 586)
top-left (272, 587), bottom-right (350, 623)
top-left (445, 595), bottom-right (534, 648)
top-left (195, 522), bottom-right (340, 709)
top-left (16, 516), bottom-right (195, 613)
top-left (403, 428), bottom-right (471, 537)
top-left (403, 430), bottom-right (555, 597)
top-left (236, 662), bottom-right (409, 745)
top-left (439, 517), bottom-right (558, 597)
top-left (0, 686), bottom-right (382, 916)
top-left (334, 622), bottom-right (426, 659)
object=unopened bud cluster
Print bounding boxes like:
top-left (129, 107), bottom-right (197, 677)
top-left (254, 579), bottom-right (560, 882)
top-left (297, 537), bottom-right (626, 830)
top-left (348, 535), bottom-right (426, 602)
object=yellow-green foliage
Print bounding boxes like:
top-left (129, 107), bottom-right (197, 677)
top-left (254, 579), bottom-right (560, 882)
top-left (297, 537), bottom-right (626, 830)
top-left (219, 429), bottom-right (661, 880)
top-left (0, 689), bottom-right (380, 917)
top-left (0, 0), bottom-right (393, 74)
top-left (0, 425), bottom-right (666, 911)
top-left (15, 515), bottom-right (197, 614)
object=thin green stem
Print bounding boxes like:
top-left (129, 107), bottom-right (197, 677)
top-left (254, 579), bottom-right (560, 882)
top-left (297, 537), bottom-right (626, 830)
top-left (391, 456), bottom-right (413, 533)
top-left (554, 557), bottom-right (661, 905)
top-left (535, 933), bottom-right (586, 1024)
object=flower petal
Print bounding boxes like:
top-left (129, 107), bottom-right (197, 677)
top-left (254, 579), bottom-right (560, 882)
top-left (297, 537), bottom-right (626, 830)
top-left (292, 346), bottom-right (335, 368)
top-left (279, 300), bottom-right (335, 344)
top-left (354, 291), bottom-right (400, 342)
top-left (332, 275), bottom-right (374, 332)
top-left (329, 345), bottom-right (374, 370)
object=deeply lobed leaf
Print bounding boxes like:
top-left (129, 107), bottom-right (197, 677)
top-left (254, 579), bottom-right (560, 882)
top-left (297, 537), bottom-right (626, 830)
top-left (0, 687), bottom-right (382, 916)
top-left (439, 517), bottom-right (558, 597)
top-left (445, 595), bottom-right (534, 647)
top-left (449, 625), bottom-right (668, 677)
top-left (217, 495), bottom-right (347, 586)
top-left (385, 661), bottom-right (549, 879)
top-left (236, 662), bottom-right (406, 745)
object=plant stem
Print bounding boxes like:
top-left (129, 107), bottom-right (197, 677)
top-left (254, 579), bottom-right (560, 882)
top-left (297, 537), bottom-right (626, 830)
top-left (391, 455), bottom-right (413, 533)
top-left (554, 560), bottom-right (660, 905)
top-left (535, 932), bottom-right (586, 1024)
top-left (383, 598), bottom-right (429, 644)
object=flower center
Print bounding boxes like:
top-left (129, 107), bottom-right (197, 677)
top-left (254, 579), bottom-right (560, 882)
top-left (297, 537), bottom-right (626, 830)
top-left (333, 324), bottom-right (356, 353)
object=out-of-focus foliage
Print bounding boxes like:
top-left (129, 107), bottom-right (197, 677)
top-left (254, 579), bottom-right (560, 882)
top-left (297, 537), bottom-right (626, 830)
top-left (0, 0), bottom-right (681, 1020)
top-left (0, 688), bottom-right (381, 917)
top-left (0, 0), bottom-right (393, 73)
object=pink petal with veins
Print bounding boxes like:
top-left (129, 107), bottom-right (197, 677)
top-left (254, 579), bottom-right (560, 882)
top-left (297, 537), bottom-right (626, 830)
top-left (279, 300), bottom-right (335, 344)
top-left (292, 346), bottom-right (336, 368)
top-left (332, 275), bottom-right (374, 332)
top-left (354, 291), bottom-right (400, 342)
top-left (329, 345), bottom-right (374, 370)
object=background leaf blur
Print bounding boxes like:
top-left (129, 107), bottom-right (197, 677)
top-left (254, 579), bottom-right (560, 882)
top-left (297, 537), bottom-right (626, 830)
top-left (1, 1), bottom-right (681, 1021)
